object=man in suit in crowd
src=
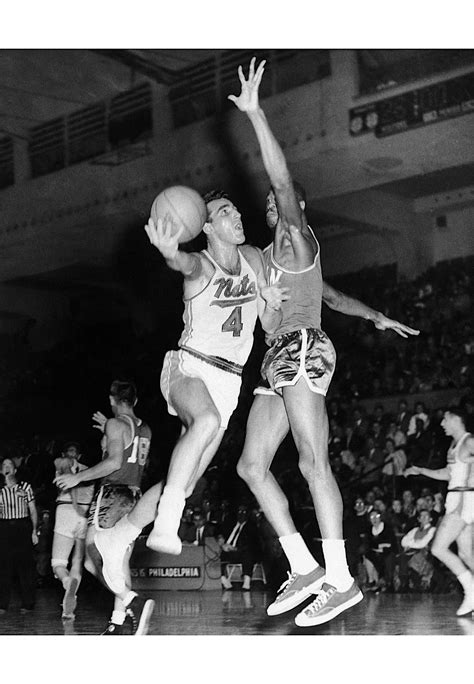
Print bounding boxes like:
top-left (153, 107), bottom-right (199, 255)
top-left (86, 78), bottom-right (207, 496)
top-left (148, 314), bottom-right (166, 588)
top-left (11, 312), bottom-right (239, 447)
top-left (219, 504), bottom-right (261, 590)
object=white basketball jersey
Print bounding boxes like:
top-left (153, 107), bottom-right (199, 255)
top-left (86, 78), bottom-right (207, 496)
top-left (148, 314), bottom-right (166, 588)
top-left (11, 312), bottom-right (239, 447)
top-left (447, 433), bottom-right (471, 489)
top-left (178, 248), bottom-right (259, 368)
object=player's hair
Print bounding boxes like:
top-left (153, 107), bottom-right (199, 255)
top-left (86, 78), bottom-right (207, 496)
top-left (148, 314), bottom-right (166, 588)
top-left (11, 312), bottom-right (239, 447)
top-left (446, 405), bottom-right (468, 426)
top-left (202, 190), bottom-right (231, 220)
top-left (62, 441), bottom-right (81, 454)
top-left (110, 379), bottom-right (137, 406)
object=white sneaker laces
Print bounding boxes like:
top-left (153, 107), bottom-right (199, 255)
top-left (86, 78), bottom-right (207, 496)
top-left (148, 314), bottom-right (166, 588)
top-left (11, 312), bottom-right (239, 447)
top-left (305, 587), bottom-right (333, 615)
top-left (277, 572), bottom-right (297, 595)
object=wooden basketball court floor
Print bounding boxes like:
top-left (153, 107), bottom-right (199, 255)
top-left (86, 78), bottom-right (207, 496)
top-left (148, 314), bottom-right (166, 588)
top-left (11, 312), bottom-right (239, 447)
top-left (0, 583), bottom-right (472, 636)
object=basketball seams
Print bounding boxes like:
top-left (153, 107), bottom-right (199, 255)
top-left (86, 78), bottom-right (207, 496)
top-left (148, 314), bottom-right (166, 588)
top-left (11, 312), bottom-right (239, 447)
top-left (151, 185), bottom-right (206, 243)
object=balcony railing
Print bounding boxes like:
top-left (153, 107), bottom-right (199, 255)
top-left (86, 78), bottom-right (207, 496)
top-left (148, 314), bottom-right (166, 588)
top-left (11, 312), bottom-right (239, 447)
top-left (28, 82), bottom-right (153, 178)
top-left (169, 49), bottom-right (331, 127)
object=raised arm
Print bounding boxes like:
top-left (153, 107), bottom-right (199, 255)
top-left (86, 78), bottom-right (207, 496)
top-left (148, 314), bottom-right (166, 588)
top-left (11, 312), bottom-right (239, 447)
top-left (228, 58), bottom-right (305, 239)
top-left (144, 216), bottom-right (203, 280)
top-left (322, 281), bottom-right (420, 339)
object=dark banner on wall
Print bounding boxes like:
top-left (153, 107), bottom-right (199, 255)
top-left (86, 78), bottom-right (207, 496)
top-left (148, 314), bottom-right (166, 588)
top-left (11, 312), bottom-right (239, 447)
top-left (350, 71), bottom-right (474, 138)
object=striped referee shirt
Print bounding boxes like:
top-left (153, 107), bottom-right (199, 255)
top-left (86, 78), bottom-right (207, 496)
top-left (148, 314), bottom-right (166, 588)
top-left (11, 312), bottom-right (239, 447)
top-left (0, 482), bottom-right (35, 519)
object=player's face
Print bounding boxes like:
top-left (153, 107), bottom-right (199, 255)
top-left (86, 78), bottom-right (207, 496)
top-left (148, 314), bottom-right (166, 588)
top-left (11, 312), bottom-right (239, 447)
top-left (441, 411), bottom-right (456, 436)
top-left (65, 446), bottom-right (80, 460)
top-left (206, 199), bottom-right (245, 244)
top-left (265, 190), bottom-right (279, 229)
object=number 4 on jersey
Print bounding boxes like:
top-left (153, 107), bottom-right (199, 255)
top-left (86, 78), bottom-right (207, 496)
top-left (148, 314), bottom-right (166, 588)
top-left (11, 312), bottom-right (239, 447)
top-left (221, 306), bottom-right (243, 337)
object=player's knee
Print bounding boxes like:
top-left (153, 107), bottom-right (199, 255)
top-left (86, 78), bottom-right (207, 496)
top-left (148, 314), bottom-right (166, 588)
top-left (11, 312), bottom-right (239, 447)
top-left (298, 451), bottom-right (330, 483)
top-left (237, 457), bottom-right (264, 485)
top-left (192, 411), bottom-right (220, 440)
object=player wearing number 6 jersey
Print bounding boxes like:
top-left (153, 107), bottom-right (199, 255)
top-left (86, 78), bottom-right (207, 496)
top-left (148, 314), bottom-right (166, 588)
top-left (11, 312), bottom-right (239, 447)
top-left (55, 380), bottom-right (156, 635)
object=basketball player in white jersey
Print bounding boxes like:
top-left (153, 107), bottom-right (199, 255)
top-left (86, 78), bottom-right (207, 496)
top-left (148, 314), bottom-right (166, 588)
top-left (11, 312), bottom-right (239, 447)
top-left (229, 58), bottom-right (420, 626)
top-left (88, 197), bottom-right (287, 596)
top-left (405, 406), bottom-right (474, 616)
top-left (51, 442), bottom-right (94, 620)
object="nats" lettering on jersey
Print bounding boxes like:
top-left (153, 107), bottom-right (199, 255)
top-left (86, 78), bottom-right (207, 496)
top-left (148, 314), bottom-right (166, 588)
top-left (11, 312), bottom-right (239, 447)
top-left (211, 274), bottom-right (257, 309)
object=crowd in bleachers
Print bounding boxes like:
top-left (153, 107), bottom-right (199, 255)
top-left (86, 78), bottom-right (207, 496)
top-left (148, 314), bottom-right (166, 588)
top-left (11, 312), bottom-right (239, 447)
top-left (0, 255), bottom-right (473, 603)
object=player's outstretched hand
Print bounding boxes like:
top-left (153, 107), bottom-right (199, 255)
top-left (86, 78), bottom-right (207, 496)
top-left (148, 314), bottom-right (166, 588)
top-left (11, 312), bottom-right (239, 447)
top-left (54, 472), bottom-right (81, 490)
top-left (228, 57), bottom-right (266, 113)
top-left (403, 466), bottom-right (422, 477)
top-left (261, 281), bottom-right (290, 311)
top-left (92, 411), bottom-right (107, 433)
top-left (373, 313), bottom-right (420, 338)
top-left (144, 215), bottom-right (184, 261)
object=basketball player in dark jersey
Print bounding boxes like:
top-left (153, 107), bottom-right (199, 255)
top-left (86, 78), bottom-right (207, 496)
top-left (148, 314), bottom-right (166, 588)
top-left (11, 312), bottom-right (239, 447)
top-left (229, 58), bottom-right (420, 626)
top-left (55, 379), bottom-right (156, 635)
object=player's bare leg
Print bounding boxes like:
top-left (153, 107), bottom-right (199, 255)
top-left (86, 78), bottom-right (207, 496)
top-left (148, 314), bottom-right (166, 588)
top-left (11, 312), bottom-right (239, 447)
top-left (281, 379), bottom-right (362, 626)
top-left (431, 514), bottom-right (473, 616)
top-left (147, 375), bottom-right (223, 554)
top-left (237, 393), bottom-right (326, 614)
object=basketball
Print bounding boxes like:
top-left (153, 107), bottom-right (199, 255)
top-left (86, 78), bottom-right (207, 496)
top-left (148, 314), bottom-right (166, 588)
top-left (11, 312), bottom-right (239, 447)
top-left (150, 186), bottom-right (207, 243)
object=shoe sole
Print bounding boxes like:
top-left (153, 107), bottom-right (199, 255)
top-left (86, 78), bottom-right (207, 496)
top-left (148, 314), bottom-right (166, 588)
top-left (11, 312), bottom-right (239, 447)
top-left (62, 577), bottom-right (78, 619)
top-left (267, 575), bottom-right (326, 616)
top-left (134, 599), bottom-right (156, 636)
top-left (295, 590), bottom-right (364, 627)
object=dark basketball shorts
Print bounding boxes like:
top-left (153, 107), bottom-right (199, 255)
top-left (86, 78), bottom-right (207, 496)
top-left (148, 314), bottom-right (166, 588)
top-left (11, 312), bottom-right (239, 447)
top-left (88, 484), bottom-right (141, 531)
top-left (254, 328), bottom-right (336, 397)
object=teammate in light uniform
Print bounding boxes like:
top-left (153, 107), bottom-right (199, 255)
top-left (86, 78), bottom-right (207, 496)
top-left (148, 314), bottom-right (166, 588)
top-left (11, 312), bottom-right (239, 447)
top-left (89, 196), bottom-right (287, 595)
top-left (229, 58), bottom-right (420, 626)
top-left (405, 406), bottom-right (474, 616)
top-left (55, 380), bottom-right (156, 635)
top-left (51, 442), bottom-right (94, 620)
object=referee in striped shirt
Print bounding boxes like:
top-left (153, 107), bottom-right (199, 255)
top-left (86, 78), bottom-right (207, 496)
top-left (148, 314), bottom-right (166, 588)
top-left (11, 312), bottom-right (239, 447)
top-left (0, 458), bottom-right (38, 614)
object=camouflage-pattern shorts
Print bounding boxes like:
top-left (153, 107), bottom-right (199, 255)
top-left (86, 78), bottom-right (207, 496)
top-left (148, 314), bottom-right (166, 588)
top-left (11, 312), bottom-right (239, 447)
top-left (88, 484), bottom-right (141, 530)
top-left (256, 328), bottom-right (336, 397)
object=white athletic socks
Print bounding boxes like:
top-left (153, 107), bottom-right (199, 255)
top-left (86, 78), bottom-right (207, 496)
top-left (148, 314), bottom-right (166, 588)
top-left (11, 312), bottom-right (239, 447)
top-left (322, 539), bottom-right (353, 592)
top-left (123, 591), bottom-right (137, 608)
top-left (153, 485), bottom-right (186, 536)
top-left (111, 609), bottom-right (126, 626)
top-left (279, 533), bottom-right (319, 575)
top-left (113, 514), bottom-right (142, 545)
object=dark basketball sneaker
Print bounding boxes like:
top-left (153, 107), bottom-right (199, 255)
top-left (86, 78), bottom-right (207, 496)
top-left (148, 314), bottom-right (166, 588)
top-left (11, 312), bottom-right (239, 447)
top-left (126, 595), bottom-right (155, 635)
top-left (101, 621), bottom-right (124, 635)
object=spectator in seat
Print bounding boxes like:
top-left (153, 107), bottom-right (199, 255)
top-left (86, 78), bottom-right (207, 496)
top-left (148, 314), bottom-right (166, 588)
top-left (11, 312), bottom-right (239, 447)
top-left (387, 498), bottom-right (409, 536)
top-left (396, 399), bottom-right (411, 436)
top-left (398, 509), bottom-right (436, 591)
top-left (218, 504), bottom-right (261, 591)
top-left (407, 402), bottom-right (429, 436)
top-left (188, 510), bottom-right (214, 546)
top-left (364, 510), bottom-right (398, 592)
top-left (382, 438), bottom-right (407, 495)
